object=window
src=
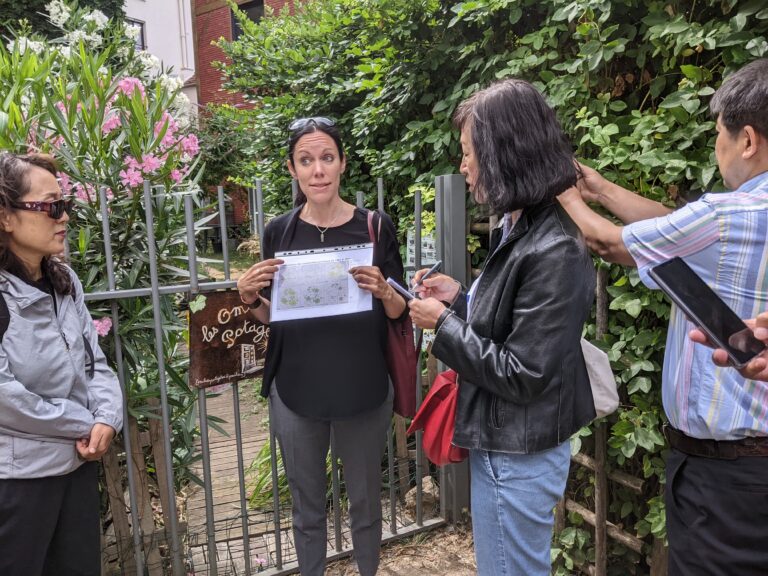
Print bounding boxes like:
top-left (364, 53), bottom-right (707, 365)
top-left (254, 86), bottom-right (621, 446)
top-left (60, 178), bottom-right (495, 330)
top-left (231, 0), bottom-right (264, 40)
top-left (125, 18), bottom-right (146, 51)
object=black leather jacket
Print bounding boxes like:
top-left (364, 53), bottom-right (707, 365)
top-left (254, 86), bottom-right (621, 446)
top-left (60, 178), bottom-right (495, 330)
top-left (432, 202), bottom-right (596, 453)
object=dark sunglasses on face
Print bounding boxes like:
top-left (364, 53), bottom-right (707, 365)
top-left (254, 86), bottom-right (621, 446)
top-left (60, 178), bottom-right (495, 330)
top-left (288, 116), bottom-right (336, 132)
top-left (12, 198), bottom-right (74, 219)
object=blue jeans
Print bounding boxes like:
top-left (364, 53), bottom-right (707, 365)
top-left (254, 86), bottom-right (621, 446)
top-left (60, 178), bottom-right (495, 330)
top-left (470, 441), bottom-right (571, 576)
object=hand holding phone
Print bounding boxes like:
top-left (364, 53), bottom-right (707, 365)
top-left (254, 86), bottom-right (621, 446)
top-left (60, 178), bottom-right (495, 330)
top-left (649, 257), bottom-right (766, 369)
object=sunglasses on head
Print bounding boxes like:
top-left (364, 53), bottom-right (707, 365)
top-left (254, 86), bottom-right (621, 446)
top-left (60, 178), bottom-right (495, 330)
top-left (12, 198), bottom-right (74, 219)
top-left (288, 116), bottom-right (336, 132)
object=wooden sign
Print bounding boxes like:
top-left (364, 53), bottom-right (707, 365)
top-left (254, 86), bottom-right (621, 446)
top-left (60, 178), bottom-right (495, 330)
top-left (188, 290), bottom-right (269, 389)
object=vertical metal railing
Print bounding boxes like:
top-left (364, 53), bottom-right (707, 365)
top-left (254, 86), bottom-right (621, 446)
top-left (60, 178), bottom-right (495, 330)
top-left (87, 176), bottom-right (465, 575)
top-left (142, 181), bottom-right (184, 573)
top-left (98, 187), bottom-right (144, 576)
top-left (435, 174), bottom-right (469, 522)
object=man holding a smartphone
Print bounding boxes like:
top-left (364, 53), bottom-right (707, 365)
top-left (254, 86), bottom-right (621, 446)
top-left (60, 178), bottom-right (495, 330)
top-left (558, 58), bottom-right (768, 575)
top-left (691, 311), bottom-right (768, 382)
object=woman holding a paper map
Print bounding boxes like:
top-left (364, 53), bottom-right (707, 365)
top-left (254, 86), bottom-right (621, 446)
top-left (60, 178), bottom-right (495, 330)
top-left (408, 80), bottom-right (596, 576)
top-left (237, 117), bottom-right (408, 576)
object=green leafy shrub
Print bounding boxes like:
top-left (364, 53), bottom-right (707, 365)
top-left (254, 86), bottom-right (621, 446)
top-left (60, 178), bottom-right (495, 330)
top-left (209, 0), bottom-right (768, 570)
top-left (0, 0), bottom-right (207, 487)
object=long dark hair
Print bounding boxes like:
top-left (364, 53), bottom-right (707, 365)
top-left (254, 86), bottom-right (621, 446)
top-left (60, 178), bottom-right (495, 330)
top-left (453, 79), bottom-right (577, 214)
top-left (0, 152), bottom-right (74, 295)
top-left (287, 120), bottom-right (345, 207)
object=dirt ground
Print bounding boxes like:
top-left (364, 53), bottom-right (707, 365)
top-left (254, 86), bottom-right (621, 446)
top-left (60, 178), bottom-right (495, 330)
top-left (325, 522), bottom-right (477, 576)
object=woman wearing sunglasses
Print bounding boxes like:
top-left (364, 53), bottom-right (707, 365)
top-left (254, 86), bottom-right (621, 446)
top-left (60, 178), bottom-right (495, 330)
top-left (0, 153), bottom-right (123, 576)
top-left (237, 117), bottom-right (407, 576)
top-left (408, 80), bottom-right (596, 575)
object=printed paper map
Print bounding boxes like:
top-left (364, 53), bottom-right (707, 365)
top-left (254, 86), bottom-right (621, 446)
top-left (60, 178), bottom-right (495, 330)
top-left (270, 243), bottom-right (374, 321)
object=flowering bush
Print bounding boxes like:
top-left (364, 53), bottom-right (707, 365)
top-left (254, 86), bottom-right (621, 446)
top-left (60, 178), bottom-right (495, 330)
top-left (0, 0), bottom-right (207, 487)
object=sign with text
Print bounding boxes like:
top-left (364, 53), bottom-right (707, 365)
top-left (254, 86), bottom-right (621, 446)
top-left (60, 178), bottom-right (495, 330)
top-left (189, 290), bottom-right (269, 389)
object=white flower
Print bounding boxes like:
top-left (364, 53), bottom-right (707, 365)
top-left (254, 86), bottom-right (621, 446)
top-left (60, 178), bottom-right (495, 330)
top-left (83, 10), bottom-right (108, 30)
top-left (158, 74), bottom-right (184, 93)
top-left (59, 46), bottom-right (71, 59)
top-left (116, 44), bottom-right (130, 59)
top-left (88, 32), bottom-right (103, 48)
top-left (171, 92), bottom-right (194, 127)
top-left (46, 0), bottom-right (71, 27)
top-left (124, 23), bottom-right (140, 41)
top-left (66, 30), bottom-right (87, 45)
top-left (137, 51), bottom-right (162, 78)
top-left (6, 37), bottom-right (45, 55)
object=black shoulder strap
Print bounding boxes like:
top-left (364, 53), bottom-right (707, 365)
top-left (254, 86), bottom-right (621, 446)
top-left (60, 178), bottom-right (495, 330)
top-left (0, 292), bottom-right (9, 343)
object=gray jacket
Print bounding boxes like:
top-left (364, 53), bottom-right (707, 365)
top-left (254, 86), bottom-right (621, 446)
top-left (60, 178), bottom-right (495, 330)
top-left (0, 268), bottom-right (123, 478)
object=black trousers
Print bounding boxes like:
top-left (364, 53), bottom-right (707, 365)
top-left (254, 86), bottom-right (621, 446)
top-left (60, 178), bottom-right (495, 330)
top-left (270, 384), bottom-right (393, 576)
top-left (665, 448), bottom-right (768, 575)
top-left (0, 462), bottom-right (100, 576)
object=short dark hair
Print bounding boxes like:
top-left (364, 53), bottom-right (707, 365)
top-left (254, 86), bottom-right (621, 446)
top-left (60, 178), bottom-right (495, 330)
top-left (287, 119), bottom-right (345, 207)
top-left (710, 58), bottom-right (768, 139)
top-left (0, 152), bottom-right (73, 294)
top-left (453, 79), bottom-right (577, 213)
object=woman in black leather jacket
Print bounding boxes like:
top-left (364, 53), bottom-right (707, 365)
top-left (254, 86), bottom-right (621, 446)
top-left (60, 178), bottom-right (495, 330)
top-left (409, 79), bottom-right (596, 576)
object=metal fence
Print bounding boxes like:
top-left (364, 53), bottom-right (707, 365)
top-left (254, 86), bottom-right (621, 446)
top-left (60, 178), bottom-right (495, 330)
top-left (86, 175), bottom-right (470, 575)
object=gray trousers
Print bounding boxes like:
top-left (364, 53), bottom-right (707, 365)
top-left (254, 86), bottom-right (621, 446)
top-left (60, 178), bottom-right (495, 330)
top-left (270, 384), bottom-right (393, 576)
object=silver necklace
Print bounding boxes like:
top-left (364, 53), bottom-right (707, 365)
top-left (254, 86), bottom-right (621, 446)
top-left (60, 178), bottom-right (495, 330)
top-left (310, 205), bottom-right (344, 242)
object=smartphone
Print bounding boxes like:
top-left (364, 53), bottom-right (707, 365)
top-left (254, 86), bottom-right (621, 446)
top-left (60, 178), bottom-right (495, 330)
top-left (649, 257), bottom-right (766, 369)
top-left (387, 277), bottom-right (415, 301)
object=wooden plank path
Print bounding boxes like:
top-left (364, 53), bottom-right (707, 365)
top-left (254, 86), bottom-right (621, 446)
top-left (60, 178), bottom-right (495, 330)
top-left (182, 383), bottom-right (444, 575)
top-left (184, 383), bottom-right (296, 575)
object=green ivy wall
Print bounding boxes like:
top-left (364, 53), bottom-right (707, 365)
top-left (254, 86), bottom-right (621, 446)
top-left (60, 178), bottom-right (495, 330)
top-left (205, 0), bottom-right (768, 571)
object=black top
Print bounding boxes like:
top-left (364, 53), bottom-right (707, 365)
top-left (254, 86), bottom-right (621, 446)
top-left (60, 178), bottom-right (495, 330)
top-left (261, 207), bottom-right (405, 419)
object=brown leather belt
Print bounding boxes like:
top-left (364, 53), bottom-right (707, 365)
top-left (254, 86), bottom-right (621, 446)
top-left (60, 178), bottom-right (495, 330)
top-left (664, 425), bottom-right (768, 460)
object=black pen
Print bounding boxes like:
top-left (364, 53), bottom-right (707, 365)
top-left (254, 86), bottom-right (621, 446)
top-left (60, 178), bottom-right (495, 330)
top-left (412, 260), bottom-right (443, 291)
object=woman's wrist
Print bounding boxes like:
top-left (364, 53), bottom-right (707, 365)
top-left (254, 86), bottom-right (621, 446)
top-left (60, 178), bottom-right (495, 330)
top-left (445, 280), bottom-right (462, 305)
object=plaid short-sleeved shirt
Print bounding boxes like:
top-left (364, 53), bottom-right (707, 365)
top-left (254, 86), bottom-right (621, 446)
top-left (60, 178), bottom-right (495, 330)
top-left (622, 171), bottom-right (768, 440)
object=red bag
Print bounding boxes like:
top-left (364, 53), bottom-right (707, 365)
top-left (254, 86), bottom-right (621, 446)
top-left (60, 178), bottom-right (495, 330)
top-left (407, 369), bottom-right (469, 466)
top-left (386, 316), bottom-right (419, 418)
top-left (366, 210), bottom-right (419, 418)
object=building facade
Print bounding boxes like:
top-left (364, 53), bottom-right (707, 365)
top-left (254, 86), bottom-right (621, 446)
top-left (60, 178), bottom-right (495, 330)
top-left (193, 0), bottom-right (290, 106)
top-left (124, 0), bottom-right (198, 107)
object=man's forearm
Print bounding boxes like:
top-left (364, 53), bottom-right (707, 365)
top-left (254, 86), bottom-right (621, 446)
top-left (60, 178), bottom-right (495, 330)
top-left (599, 181), bottom-right (673, 224)
top-left (559, 189), bottom-right (636, 266)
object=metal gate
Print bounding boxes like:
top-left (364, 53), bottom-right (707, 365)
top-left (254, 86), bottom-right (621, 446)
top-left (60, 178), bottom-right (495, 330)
top-left (87, 175), bottom-right (470, 575)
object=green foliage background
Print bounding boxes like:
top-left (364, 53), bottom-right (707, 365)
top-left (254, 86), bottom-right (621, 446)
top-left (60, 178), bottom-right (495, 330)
top-left (0, 0), bottom-right (124, 37)
top-left (204, 0), bottom-right (768, 572)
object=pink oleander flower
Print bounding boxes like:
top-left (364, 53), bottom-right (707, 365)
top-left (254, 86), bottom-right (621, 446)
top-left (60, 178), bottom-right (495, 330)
top-left (93, 317), bottom-right (113, 337)
top-left (57, 172), bottom-right (72, 195)
top-left (180, 133), bottom-right (199, 157)
top-left (154, 112), bottom-right (179, 148)
top-left (124, 155), bottom-right (142, 171)
top-left (102, 114), bottom-right (121, 134)
top-left (116, 77), bottom-right (145, 99)
top-left (74, 182), bottom-right (96, 202)
top-left (141, 154), bottom-right (162, 173)
top-left (170, 169), bottom-right (183, 183)
top-left (119, 167), bottom-right (143, 188)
